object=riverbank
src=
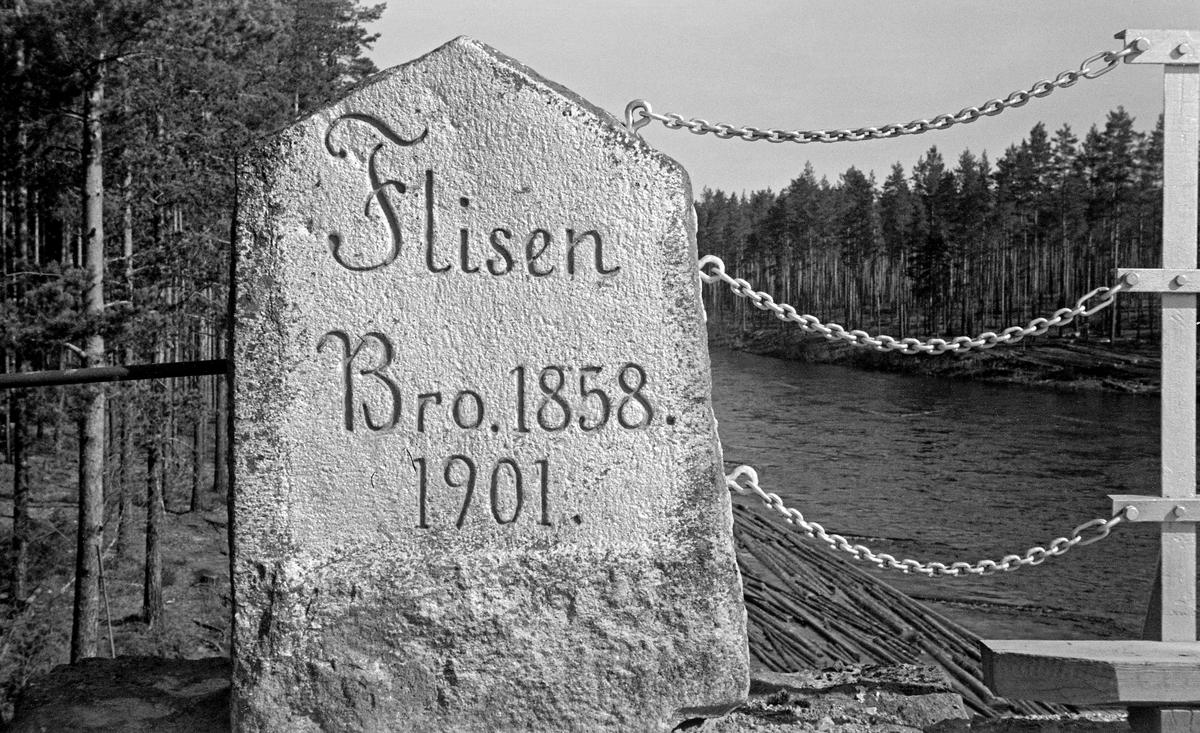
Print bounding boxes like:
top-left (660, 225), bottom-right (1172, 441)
top-left (708, 325), bottom-right (1162, 395)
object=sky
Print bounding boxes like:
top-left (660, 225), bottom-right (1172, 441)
top-left (367, 1), bottom-right (1199, 196)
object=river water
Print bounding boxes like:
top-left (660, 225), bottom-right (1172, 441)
top-left (709, 347), bottom-right (1173, 641)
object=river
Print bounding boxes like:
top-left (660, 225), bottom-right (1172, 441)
top-left (708, 346), bottom-right (1172, 641)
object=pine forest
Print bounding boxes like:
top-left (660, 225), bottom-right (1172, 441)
top-left (698, 112), bottom-right (1173, 347)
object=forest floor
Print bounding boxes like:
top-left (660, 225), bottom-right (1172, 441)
top-left (0, 438), bottom-right (230, 724)
top-left (710, 324), bottom-right (1164, 395)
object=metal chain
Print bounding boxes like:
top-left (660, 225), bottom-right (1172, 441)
top-left (699, 255), bottom-right (1125, 354)
top-left (726, 465), bottom-right (1127, 577)
top-left (626, 41), bottom-right (1144, 141)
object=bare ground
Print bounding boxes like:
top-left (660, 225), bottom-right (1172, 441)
top-left (0, 437), bottom-right (230, 724)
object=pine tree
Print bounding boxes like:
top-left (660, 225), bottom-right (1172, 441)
top-left (834, 167), bottom-right (877, 326)
top-left (878, 163), bottom-right (915, 334)
top-left (910, 146), bottom-right (955, 333)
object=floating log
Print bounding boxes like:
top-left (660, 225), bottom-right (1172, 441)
top-left (733, 501), bottom-right (1068, 718)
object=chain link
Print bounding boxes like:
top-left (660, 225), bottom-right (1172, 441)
top-left (726, 465), bottom-right (1126, 577)
top-left (699, 255), bottom-right (1125, 354)
top-left (626, 42), bottom-right (1141, 141)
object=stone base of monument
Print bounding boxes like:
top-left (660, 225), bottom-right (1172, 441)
top-left (10, 657), bottom-right (1128, 733)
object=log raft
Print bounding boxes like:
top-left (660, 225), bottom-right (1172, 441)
top-left (733, 501), bottom-right (1067, 717)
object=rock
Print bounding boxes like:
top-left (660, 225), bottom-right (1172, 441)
top-left (8, 656), bottom-right (229, 733)
top-left (703, 665), bottom-right (971, 732)
top-left (232, 35), bottom-right (747, 732)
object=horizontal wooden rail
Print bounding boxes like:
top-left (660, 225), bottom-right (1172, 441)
top-left (981, 639), bottom-right (1200, 706)
top-left (0, 359), bottom-right (229, 389)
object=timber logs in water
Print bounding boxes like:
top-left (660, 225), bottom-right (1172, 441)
top-left (733, 500), bottom-right (1068, 718)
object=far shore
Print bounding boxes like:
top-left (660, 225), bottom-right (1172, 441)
top-left (709, 325), bottom-right (1164, 396)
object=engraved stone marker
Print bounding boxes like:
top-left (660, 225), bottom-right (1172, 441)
top-left (232, 37), bottom-right (748, 732)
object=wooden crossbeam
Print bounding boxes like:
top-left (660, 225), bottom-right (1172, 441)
top-left (982, 640), bottom-right (1200, 706)
top-left (1111, 495), bottom-right (1200, 523)
top-left (1119, 30), bottom-right (1200, 65)
top-left (1118, 269), bottom-right (1200, 293)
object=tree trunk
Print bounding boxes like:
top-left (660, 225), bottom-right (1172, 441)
top-left (143, 437), bottom-right (164, 627)
top-left (71, 67), bottom-right (106, 665)
top-left (53, 378), bottom-right (64, 455)
top-left (31, 190), bottom-right (39, 264)
top-left (212, 344), bottom-right (229, 499)
top-left (9, 24), bottom-right (31, 604)
top-left (190, 382), bottom-right (205, 512)
top-left (116, 110), bottom-right (136, 557)
top-left (116, 398), bottom-right (134, 559)
top-left (11, 382), bottom-right (30, 605)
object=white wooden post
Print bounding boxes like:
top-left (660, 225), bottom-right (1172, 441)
top-left (982, 31), bottom-right (1200, 733)
top-left (1156, 52), bottom-right (1199, 646)
top-left (1132, 34), bottom-right (1200, 733)
top-left (1162, 66), bottom-right (1198, 622)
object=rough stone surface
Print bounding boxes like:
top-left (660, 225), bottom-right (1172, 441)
top-left (8, 656), bottom-right (230, 733)
top-left (232, 36), bottom-right (748, 732)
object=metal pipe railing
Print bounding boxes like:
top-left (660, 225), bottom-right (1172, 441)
top-left (0, 359), bottom-right (229, 389)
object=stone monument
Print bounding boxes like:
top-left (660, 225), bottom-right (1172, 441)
top-left (233, 37), bottom-right (748, 732)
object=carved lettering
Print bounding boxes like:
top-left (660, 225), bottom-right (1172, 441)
top-left (316, 330), bottom-right (401, 431)
top-left (324, 113), bottom-right (428, 157)
top-left (489, 459), bottom-right (523, 524)
top-left (511, 365), bottom-right (529, 433)
top-left (487, 228), bottom-right (514, 275)
top-left (536, 366), bottom-right (570, 431)
top-left (617, 363), bottom-right (653, 429)
top-left (323, 122), bottom-right (621, 278)
top-left (458, 197), bottom-right (479, 273)
top-left (324, 114), bottom-right (426, 271)
top-left (578, 366), bottom-right (610, 432)
top-left (417, 391), bottom-right (443, 432)
top-left (452, 390), bottom-right (484, 429)
top-left (536, 459), bottom-right (552, 526)
top-left (525, 229), bottom-right (555, 277)
top-left (425, 170), bottom-right (450, 273)
top-left (445, 455), bottom-right (477, 529)
top-left (410, 456), bottom-right (556, 529)
top-left (414, 456), bottom-right (429, 529)
top-left (567, 229), bottom-right (620, 276)
top-left (317, 345), bottom-right (654, 436)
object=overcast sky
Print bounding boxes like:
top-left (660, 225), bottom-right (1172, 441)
top-left (367, 1), bottom-right (1198, 195)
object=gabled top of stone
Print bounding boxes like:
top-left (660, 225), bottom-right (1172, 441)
top-left (268, 35), bottom-right (685, 184)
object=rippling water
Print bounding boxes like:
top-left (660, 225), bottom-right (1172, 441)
top-left (709, 347), bottom-right (1171, 640)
